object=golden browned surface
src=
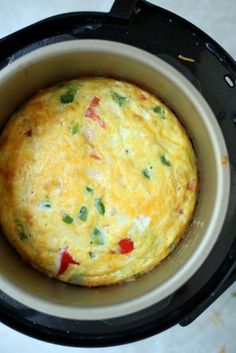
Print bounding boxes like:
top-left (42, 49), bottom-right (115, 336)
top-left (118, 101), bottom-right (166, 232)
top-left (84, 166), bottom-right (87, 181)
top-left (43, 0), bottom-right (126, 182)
top-left (0, 78), bottom-right (198, 286)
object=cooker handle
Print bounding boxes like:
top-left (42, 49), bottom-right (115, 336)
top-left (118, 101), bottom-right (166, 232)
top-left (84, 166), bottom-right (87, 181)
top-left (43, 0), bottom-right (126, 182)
top-left (109, 0), bottom-right (138, 21)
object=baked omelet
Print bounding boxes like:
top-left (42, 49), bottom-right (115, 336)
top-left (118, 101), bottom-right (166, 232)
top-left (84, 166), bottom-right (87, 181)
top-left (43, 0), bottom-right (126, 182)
top-left (0, 77), bottom-right (198, 286)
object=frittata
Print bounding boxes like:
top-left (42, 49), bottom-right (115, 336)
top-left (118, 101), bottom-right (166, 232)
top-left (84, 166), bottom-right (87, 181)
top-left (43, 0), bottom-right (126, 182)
top-left (0, 77), bottom-right (198, 286)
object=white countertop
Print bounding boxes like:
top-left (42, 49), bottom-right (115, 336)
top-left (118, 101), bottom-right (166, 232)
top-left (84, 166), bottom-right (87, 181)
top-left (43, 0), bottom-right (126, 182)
top-left (0, 1), bottom-right (236, 352)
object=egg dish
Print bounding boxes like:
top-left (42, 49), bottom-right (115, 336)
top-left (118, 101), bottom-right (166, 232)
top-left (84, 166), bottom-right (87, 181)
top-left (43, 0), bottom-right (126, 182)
top-left (0, 77), bottom-right (198, 286)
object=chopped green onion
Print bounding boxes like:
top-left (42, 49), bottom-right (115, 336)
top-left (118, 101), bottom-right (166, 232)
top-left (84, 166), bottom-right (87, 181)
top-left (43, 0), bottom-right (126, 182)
top-left (60, 87), bottom-right (77, 104)
top-left (86, 186), bottom-right (94, 194)
top-left (78, 206), bottom-right (88, 221)
top-left (15, 220), bottom-right (29, 241)
top-left (134, 272), bottom-right (141, 277)
top-left (62, 213), bottom-right (73, 224)
top-left (72, 122), bottom-right (79, 135)
top-left (111, 91), bottom-right (127, 107)
top-left (153, 105), bottom-right (164, 115)
top-left (142, 168), bottom-right (151, 179)
top-left (68, 273), bottom-right (85, 285)
top-left (19, 232), bottom-right (28, 241)
top-left (38, 200), bottom-right (52, 209)
top-left (91, 227), bottom-right (104, 245)
top-left (89, 251), bottom-right (96, 259)
top-left (160, 155), bottom-right (171, 166)
top-left (168, 242), bottom-right (176, 250)
top-left (94, 197), bottom-right (105, 215)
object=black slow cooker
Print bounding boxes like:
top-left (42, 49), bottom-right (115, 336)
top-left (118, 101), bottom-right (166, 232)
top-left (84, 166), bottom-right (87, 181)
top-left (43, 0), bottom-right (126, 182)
top-left (0, 0), bottom-right (235, 347)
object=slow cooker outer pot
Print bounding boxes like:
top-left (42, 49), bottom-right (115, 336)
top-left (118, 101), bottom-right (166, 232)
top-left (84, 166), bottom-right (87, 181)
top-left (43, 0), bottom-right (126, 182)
top-left (0, 40), bottom-right (230, 320)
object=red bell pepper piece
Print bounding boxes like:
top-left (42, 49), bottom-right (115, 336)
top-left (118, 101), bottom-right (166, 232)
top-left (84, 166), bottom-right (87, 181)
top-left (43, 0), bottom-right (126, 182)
top-left (58, 248), bottom-right (79, 275)
top-left (85, 96), bottom-right (107, 129)
top-left (25, 129), bottom-right (32, 137)
top-left (119, 238), bottom-right (134, 254)
top-left (187, 180), bottom-right (196, 192)
top-left (90, 153), bottom-right (102, 161)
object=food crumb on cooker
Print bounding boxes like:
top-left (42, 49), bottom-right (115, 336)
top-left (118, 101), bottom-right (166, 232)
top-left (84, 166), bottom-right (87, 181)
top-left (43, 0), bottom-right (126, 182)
top-left (218, 347), bottom-right (226, 353)
top-left (221, 155), bottom-right (229, 165)
top-left (209, 310), bottom-right (223, 327)
top-left (178, 54), bottom-right (196, 63)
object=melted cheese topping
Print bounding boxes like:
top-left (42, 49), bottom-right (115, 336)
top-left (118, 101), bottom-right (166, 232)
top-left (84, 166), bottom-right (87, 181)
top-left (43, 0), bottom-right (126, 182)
top-left (0, 78), bottom-right (198, 286)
